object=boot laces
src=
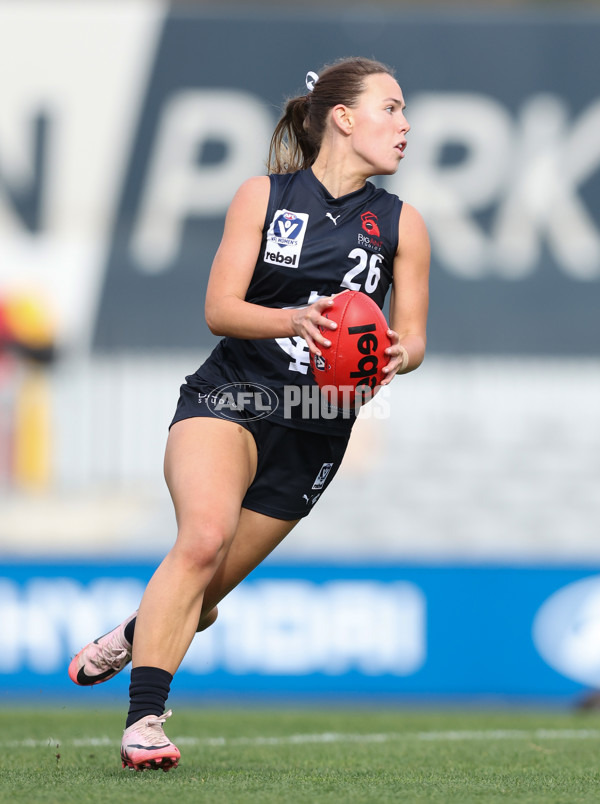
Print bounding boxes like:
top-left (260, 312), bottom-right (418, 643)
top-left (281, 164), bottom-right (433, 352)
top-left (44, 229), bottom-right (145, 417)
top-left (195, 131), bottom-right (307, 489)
top-left (92, 629), bottom-right (129, 670)
top-left (135, 710), bottom-right (173, 745)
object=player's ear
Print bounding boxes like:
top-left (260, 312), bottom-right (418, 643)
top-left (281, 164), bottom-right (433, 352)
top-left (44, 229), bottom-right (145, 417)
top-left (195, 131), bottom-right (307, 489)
top-left (331, 104), bottom-right (353, 135)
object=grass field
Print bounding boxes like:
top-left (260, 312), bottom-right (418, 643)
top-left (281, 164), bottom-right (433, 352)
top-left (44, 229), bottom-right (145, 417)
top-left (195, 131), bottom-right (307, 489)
top-left (2, 706), bottom-right (600, 803)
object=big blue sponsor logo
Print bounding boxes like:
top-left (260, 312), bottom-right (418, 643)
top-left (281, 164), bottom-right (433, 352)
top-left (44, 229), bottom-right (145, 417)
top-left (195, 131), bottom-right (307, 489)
top-left (0, 565), bottom-right (425, 697)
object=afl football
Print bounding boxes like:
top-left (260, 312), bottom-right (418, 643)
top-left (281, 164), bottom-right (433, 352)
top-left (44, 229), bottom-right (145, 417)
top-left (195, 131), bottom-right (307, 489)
top-left (311, 290), bottom-right (392, 408)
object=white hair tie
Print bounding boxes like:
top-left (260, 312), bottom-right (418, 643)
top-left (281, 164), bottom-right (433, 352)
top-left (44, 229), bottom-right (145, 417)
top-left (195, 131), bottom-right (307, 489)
top-left (305, 71), bottom-right (319, 92)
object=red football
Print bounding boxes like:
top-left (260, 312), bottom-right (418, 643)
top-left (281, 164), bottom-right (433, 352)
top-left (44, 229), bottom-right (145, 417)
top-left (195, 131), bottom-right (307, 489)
top-left (311, 290), bottom-right (392, 409)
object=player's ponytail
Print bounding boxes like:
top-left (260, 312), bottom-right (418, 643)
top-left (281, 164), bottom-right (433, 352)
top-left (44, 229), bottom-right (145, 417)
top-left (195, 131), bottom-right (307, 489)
top-left (267, 56), bottom-right (394, 174)
top-left (268, 95), bottom-right (316, 175)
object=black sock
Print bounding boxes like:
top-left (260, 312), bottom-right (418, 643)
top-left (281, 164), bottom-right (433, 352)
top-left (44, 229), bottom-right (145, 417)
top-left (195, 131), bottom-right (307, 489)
top-left (124, 617), bottom-right (136, 645)
top-left (126, 666), bottom-right (173, 729)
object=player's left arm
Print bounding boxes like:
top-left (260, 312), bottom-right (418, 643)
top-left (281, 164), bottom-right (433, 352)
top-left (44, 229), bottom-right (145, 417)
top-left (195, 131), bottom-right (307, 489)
top-left (381, 202), bottom-right (430, 384)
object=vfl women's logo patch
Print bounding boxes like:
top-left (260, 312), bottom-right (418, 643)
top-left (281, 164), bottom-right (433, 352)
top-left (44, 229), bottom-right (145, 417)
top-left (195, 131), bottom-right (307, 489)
top-left (312, 462), bottom-right (334, 490)
top-left (264, 208), bottom-right (309, 269)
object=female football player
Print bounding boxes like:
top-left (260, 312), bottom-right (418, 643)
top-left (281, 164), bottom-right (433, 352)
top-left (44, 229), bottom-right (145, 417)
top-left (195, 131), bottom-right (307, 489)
top-left (69, 56), bottom-right (429, 771)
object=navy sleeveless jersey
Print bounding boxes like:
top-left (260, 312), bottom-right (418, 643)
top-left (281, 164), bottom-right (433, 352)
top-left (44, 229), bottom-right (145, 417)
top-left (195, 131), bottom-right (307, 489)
top-left (198, 168), bottom-right (403, 434)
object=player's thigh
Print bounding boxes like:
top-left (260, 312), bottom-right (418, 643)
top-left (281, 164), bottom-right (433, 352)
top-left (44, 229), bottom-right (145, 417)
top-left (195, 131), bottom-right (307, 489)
top-left (164, 417), bottom-right (258, 541)
top-left (203, 507), bottom-right (299, 611)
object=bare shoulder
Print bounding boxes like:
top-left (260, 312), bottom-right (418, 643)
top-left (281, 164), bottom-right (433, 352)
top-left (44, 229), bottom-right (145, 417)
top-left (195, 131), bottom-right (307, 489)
top-left (395, 202), bottom-right (430, 265)
top-left (223, 175), bottom-right (271, 233)
top-left (398, 202), bottom-right (429, 242)
top-left (230, 175), bottom-right (271, 210)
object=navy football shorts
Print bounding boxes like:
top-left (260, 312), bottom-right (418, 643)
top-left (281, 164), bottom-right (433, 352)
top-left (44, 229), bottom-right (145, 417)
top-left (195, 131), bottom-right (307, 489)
top-left (170, 372), bottom-right (351, 520)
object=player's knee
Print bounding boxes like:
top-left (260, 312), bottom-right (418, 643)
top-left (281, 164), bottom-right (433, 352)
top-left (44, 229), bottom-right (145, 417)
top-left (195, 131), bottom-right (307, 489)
top-left (174, 520), bottom-right (232, 571)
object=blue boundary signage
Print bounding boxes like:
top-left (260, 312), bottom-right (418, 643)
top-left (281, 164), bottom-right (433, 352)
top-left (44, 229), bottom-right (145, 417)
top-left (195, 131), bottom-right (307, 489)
top-left (2, 561), bottom-right (599, 704)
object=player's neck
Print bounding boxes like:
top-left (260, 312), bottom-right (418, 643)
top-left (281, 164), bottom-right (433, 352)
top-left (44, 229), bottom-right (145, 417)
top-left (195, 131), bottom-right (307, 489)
top-left (311, 151), bottom-right (368, 199)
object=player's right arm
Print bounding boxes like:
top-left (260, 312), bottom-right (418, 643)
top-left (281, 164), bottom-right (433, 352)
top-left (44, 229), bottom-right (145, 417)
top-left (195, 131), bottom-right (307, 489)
top-left (205, 177), bottom-right (335, 353)
top-left (382, 202), bottom-right (430, 382)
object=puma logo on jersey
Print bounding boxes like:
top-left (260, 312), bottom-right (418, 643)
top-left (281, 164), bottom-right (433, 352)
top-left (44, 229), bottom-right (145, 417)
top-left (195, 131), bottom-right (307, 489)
top-left (326, 213), bottom-right (341, 225)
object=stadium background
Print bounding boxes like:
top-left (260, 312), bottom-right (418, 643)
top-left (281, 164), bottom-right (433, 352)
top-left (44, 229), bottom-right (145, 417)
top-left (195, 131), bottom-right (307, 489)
top-left (1, 0), bottom-right (599, 705)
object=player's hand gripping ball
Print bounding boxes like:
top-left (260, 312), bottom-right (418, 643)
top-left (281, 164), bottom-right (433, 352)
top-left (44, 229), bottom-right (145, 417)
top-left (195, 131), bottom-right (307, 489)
top-left (311, 290), bottom-right (392, 409)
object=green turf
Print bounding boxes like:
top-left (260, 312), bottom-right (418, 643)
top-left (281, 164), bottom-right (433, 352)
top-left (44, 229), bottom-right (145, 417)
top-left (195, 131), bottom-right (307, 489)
top-left (1, 707), bottom-right (600, 803)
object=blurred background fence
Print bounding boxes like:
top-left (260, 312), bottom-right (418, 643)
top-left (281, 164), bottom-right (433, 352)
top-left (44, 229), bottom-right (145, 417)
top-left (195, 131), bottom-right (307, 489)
top-left (1, 0), bottom-right (599, 705)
